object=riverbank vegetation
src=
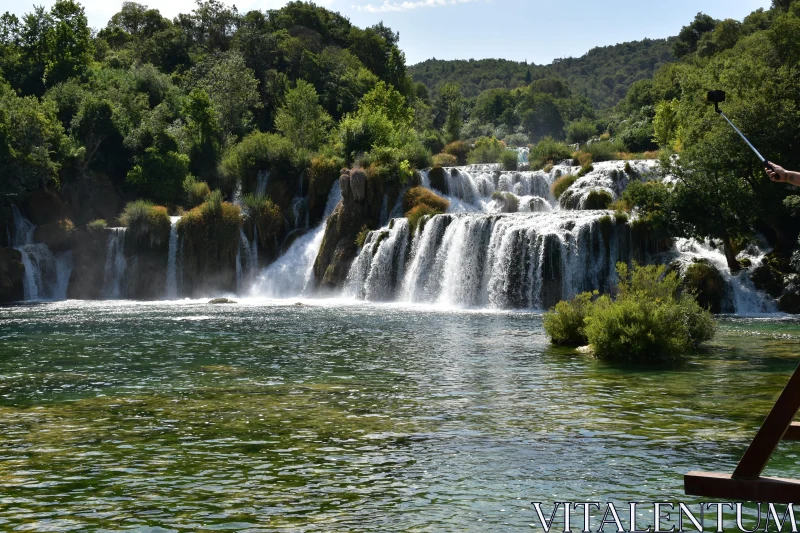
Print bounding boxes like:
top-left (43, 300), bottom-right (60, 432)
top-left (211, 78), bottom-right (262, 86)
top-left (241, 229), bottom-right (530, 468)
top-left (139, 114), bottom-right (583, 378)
top-left (544, 263), bottom-right (716, 361)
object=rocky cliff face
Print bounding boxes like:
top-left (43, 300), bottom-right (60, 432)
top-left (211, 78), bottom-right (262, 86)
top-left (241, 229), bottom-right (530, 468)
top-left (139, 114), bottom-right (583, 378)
top-left (313, 169), bottom-right (385, 291)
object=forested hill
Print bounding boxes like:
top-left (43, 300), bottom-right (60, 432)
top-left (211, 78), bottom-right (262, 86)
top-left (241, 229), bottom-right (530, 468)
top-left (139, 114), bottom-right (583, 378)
top-left (408, 37), bottom-right (676, 109)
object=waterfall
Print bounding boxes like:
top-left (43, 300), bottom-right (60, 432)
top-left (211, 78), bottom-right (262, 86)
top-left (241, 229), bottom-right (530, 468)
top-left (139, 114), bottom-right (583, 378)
top-left (249, 181), bottom-right (341, 298)
top-left (165, 216), bottom-right (181, 299)
top-left (255, 170), bottom-right (270, 198)
top-left (671, 238), bottom-right (776, 314)
top-left (11, 205), bottom-right (73, 301)
top-left (347, 211), bottom-right (625, 309)
top-left (103, 228), bottom-right (128, 299)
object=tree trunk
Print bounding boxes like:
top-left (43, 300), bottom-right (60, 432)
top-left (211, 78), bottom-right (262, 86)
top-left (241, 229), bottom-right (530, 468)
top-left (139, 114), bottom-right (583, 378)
top-left (723, 234), bottom-right (741, 273)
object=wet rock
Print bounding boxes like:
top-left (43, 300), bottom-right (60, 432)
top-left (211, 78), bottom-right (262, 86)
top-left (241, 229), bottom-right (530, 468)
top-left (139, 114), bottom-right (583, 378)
top-left (209, 297), bottom-right (236, 304)
top-left (751, 262), bottom-right (785, 299)
top-left (0, 247), bottom-right (24, 303)
top-left (682, 261), bottom-right (729, 314)
top-left (779, 275), bottom-right (800, 314)
top-left (67, 228), bottom-right (109, 300)
top-left (350, 169), bottom-right (366, 202)
top-left (428, 167), bottom-right (447, 193)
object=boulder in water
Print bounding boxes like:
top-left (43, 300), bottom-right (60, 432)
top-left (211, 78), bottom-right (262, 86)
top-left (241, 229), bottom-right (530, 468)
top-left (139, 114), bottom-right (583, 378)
top-left (0, 248), bottom-right (24, 302)
top-left (209, 297), bottom-right (236, 304)
top-left (428, 167), bottom-right (447, 193)
top-left (751, 262), bottom-right (785, 298)
top-left (682, 261), bottom-right (728, 314)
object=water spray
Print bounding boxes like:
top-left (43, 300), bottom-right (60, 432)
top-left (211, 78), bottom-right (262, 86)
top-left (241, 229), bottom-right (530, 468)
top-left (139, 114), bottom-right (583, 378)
top-left (707, 90), bottom-right (774, 171)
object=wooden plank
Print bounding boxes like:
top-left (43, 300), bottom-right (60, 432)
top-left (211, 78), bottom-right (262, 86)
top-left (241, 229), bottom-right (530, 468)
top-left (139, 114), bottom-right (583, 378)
top-left (685, 471), bottom-right (800, 504)
top-left (733, 364), bottom-right (800, 479)
top-left (782, 422), bottom-right (800, 441)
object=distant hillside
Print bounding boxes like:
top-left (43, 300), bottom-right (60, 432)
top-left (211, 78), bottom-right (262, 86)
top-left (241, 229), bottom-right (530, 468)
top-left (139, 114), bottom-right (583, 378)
top-left (409, 37), bottom-right (676, 109)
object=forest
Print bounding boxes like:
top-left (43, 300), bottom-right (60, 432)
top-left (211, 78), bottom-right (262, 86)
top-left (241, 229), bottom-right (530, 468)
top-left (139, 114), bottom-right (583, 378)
top-left (1, 0), bottom-right (800, 308)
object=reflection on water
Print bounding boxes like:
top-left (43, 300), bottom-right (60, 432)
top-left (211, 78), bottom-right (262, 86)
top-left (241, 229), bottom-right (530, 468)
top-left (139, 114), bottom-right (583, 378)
top-left (1, 300), bottom-right (800, 531)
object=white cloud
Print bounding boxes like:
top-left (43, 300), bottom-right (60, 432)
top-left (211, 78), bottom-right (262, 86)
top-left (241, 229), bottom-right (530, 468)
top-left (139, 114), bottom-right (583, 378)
top-left (352, 0), bottom-right (476, 13)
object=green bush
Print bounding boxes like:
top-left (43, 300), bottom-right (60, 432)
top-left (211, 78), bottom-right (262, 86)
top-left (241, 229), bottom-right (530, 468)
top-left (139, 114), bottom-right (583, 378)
top-left (551, 174), bottom-right (577, 199)
top-left (406, 204), bottom-right (441, 232)
top-left (467, 137), bottom-right (505, 164)
top-left (399, 140), bottom-right (433, 170)
top-left (87, 219), bottom-right (107, 233)
top-left (542, 291), bottom-right (594, 345)
top-left (126, 148), bottom-right (190, 205)
top-left (243, 193), bottom-right (284, 243)
top-left (500, 150), bottom-right (518, 171)
top-left (544, 263), bottom-right (716, 362)
top-left (432, 153), bottom-right (458, 167)
top-left (530, 137), bottom-right (572, 168)
top-left (219, 132), bottom-right (305, 192)
top-left (182, 175), bottom-right (211, 207)
top-left (566, 120), bottom-right (598, 144)
top-left (403, 186), bottom-right (450, 213)
top-left (119, 200), bottom-right (171, 246)
top-left (491, 191), bottom-right (519, 213)
top-left (683, 261), bottom-right (727, 313)
top-left (443, 141), bottom-right (469, 165)
top-left (178, 197), bottom-right (242, 265)
top-left (584, 190), bottom-right (613, 209)
top-left (587, 139), bottom-right (625, 162)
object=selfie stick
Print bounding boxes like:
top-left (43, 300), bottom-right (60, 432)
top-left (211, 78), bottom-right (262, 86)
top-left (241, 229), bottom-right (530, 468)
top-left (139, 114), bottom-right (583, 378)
top-left (708, 90), bottom-right (774, 171)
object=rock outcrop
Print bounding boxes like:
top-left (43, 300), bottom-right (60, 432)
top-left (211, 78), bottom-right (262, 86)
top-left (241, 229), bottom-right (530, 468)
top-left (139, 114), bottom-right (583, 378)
top-left (0, 248), bottom-right (24, 303)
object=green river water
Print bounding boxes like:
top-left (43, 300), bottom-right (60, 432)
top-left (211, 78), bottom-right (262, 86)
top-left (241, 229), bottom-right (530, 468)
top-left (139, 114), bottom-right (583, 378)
top-left (1, 299), bottom-right (800, 531)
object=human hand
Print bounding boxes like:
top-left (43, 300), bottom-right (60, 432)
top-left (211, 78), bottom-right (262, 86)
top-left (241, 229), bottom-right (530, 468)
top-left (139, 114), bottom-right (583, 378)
top-left (767, 162), bottom-right (787, 182)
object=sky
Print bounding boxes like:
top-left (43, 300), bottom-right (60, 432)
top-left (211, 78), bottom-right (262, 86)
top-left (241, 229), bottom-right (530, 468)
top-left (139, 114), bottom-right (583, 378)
top-left (0, 0), bottom-right (773, 65)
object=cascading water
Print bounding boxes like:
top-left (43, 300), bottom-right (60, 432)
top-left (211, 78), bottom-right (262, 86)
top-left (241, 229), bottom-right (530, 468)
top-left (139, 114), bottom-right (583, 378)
top-left (346, 211), bottom-right (627, 308)
top-left (255, 170), bottom-right (270, 198)
top-left (103, 228), bottom-right (128, 299)
top-left (11, 205), bottom-right (73, 301)
top-left (165, 216), bottom-right (182, 299)
top-left (249, 181), bottom-right (341, 298)
top-left (669, 238), bottom-right (777, 314)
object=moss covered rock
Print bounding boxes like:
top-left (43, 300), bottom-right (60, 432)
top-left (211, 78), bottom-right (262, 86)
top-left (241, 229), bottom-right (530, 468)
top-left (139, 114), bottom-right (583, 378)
top-left (751, 262), bottom-right (785, 299)
top-left (428, 167), bottom-right (448, 194)
top-left (0, 247), bottom-right (24, 303)
top-left (178, 199), bottom-right (241, 297)
top-left (67, 228), bottom-right (111, 300)
top-left (682, 261), bottom-right (728, 313)
top-left (583, 189), bottom-right (613, 210)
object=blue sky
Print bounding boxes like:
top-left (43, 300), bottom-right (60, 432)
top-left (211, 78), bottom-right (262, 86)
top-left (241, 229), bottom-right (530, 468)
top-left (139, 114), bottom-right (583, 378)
top-left (0, 0), bottom-right (772, 65)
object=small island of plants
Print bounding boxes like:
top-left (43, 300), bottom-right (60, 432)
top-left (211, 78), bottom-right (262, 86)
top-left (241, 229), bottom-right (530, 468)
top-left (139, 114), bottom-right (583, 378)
top-left (543, 262), bottom-right (716, 362)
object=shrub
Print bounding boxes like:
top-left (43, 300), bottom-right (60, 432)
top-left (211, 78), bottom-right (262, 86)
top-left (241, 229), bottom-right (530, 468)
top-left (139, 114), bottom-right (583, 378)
top-left (355, 225), bottom-right (370, 248)
top-left (530, 137), bottom-right (572, 168)
top-left (182, 175), bottom-right (211, 207)
top-left (504, 133), bottom-right (530, 148)
top-left (307, 154), bottom-right (344, 222)
top-left (500, 149), bottom-right (518, 171)
top-left (432, 153), bottom-right (458, 167)
top-left (399, 139), bottom-right (433, 170)
top-left (583, 190), bottom-right (613, 209)
top-left (467, 136), bottom-right (505, 164)
top-left (492, 191), bottom-right (519, 213)
top-left (126, 148), bottom-right (190, 205)
top-left (178, 197), bottom-right (242, 265)
top-left (577, 163), bottom-right (594, 177)
top-left (443, 141), bottom-right (469, 165)
top-left (543, 291), bottom-right (594, 345)
top-left (407, 204), bottom-right (440, 232)
top-left (551, 175), bottom-right (577, 199)
top-left (403, 186), bottom-right (450, 213)
top-left (219, 132), bottom-right (304, 192)
top-left (119, 200), bottom-right (171, 246)
top-left (587, 139), bottom-right (625, 162)
top-left (565, 120), bottom-right (598, 144)
top-left (544, 263), bottom-right (716, 362)
top-left (243, 193), bottom-right (284, 243)
top-left (87, 219), bottom-right (107, 233)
